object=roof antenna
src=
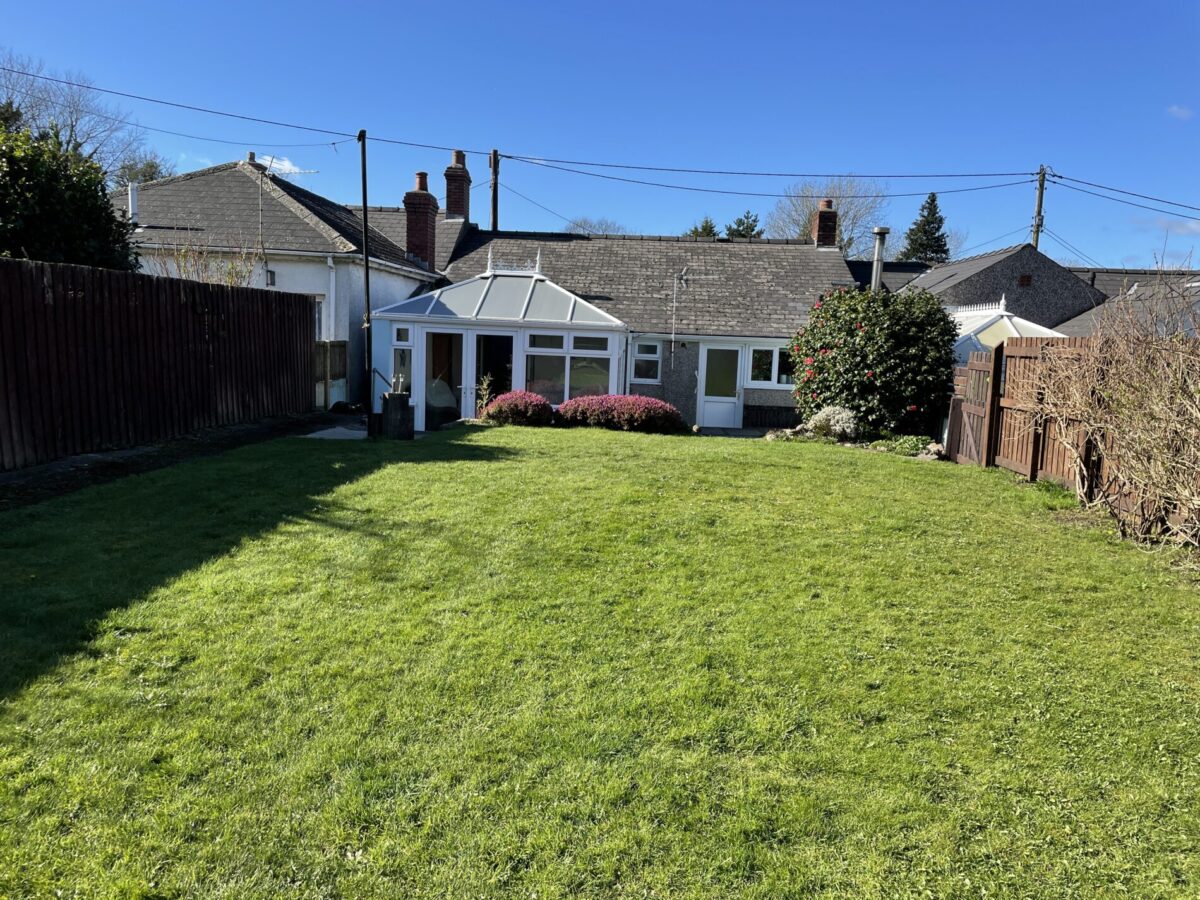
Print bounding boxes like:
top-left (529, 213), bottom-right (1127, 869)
top-left (670, 266), bottom-right (689, 368)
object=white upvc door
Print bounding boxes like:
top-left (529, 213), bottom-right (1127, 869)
top-left (697, 343), bottom-right (744, 428)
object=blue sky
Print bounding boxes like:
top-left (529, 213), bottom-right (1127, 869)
top-left (7, 0), bottom-right (1199, 266)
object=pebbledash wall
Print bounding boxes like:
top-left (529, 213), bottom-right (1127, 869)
top-left (628, 338), bottom-right (798, 428)
top-left (940, 245), bottom-right (1105, 329)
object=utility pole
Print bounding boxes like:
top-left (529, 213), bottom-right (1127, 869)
top-left (357, 129), bottom-right (372, 412)
top-left (1031, 164), bottom-right (1046, 250)
top-left (489, 148), bottom-right (500, 232)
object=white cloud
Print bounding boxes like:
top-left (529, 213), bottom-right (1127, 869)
top-left (1167, 104), bottom-right (1194, 120)
top-left (1157, 217), bottom-right (1200, 236)
top-left (258, 154), bottom-right (305, 175)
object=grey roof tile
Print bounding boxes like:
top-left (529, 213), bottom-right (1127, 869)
top-left (115, 161), bottom-right (428, 276)
top-left (442, 228), bottom-right (856, 337)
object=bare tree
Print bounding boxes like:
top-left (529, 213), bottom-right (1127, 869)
top-left (563, 217), bottom-right (629, 235)
top-left (765, 176), bottom-right (890, 258)
top-left (946, 227), bottom-right (968, 260)
top-left (1, 48), bottom-right (151, 177)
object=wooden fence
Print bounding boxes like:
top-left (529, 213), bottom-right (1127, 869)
top-left (945, 337), bottom-right (1095, 490)
top-left (0, 257), bottom-right (315, 472)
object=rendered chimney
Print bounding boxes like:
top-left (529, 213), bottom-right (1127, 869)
top-left (444, 149), bottom-right (472, 221)
top-left (811, 198), bottom-right (838, 248)
top-left (403, 171), bottom-right (439, 271)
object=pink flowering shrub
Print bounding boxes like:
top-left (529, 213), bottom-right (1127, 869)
top-left (480, 390), bottom-right (554, 426)
top-left (557, 394), bottom-right (687, 434)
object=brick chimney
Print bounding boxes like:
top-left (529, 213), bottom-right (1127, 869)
top-left (811, 199), bottom-right (838, 247)
top-left (403, 171), bottom-right (439, 270)
top-left (444, 149), bottom-right (471, 221)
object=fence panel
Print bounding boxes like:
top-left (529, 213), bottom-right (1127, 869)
top-left (0, 258), bottom-right (315, 472)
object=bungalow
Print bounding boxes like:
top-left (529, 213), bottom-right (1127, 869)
top-left (114, 153), bottom-right (440, 404)
top-left (367, 156), bottom-right (856, 430)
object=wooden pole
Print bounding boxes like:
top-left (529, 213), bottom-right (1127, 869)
top-left (1031, 165), bottom-right (1046, 250)
top-left (490, 149), bottom-right (499, 232)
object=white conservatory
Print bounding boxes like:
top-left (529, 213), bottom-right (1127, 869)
top-left (371, 255), bottom-right (627, 431)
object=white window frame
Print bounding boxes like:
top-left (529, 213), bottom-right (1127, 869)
top-left (522, 329), bottom-right (617, 405)
top-left (745, 344), bottom-right (794, 389)
top-left (526, 331), bottom-right (567, 351)
top-left (630, 340), bottom-right (662, 384)
top-left (392, 324), bottom-right (413, 346)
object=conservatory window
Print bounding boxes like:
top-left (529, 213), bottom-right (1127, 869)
top-left (631, 341), bottom-right (661, 383)
top-left (525, 353), bottom-right (567, 404)
top-left (528, 333), bottom-right (565, 350)
top-left (569, 356), bottom-right (611, 399)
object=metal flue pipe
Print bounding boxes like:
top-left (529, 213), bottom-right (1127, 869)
top-left (870, 226), bottom-right (890, 292)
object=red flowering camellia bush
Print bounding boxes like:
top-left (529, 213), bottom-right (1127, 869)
top-left (789, 287), bottom-right (957, 435)
top-left (557, 395), bottom-right (687, 434)
top-left (480, 390), bottom-right (554, 426)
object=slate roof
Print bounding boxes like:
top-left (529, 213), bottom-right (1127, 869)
top-left (115, 161), bottom-right (430, 277)
top-left (440, 228), bottom-right (857, 337)
top-left (901, 244), bottom-right (1027, 295)
top-left (1067, 266), bottom-right (1200, 301)
top-left (1057, 276), bottom-right (1200, 337)
top-left (346, 206), bottom-right (467, 273)
top-left (845, 260), bottom-right (929, 292)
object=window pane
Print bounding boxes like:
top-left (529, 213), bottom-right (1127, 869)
top-left (750, 348), bottom-right (774, 382)
top-left (635, 342), bottom-right (660, 357)
top-left (704, 348), bottom-right (739, 398)
top-left (572, 335), bottom-right (608, 352)
top-left (776, 349), bottom-right (795, 385)
top-left (569, 356), bottom-right (610, 399)
top-left (394, 326), bottom-right (410, 343)
top-left (633, 358), bottom-right (660, 381)
top-left (392, 347), bottom-right (412, 394)
top-left (529, 334), bottom-right (564, 350)
top-left (525, 354), bottom-right (566, 404)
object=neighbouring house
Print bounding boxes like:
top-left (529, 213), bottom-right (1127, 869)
top-left (369, 160), bottom-right (858, 430)
top-left (1058, 269), bottom-right (1200, 336)
top-left (114, 153), bottom-right (440, 405)
top-left (903, 244), bottom-right (1105, 329)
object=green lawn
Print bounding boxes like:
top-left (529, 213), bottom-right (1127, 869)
top-left (1, 427), bottom-right (1198, 897)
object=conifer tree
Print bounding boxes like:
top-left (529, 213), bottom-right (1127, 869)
top-left (897, 193), bottom-right (951, 264)
top-left (684, 216), bottom-right (719, 238)
top-left (725, 209), bottom-right (764, 239)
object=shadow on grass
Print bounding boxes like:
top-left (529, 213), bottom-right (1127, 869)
top-left (0, 430), bottom-right (516, 703)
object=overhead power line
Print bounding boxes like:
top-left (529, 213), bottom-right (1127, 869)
top-left (1042, 227), bottom-right (1105, 268)
top-left (1050, 180), bottom-right (1200, 223)
top-left (1051, 174), bottom-right (1200, 213)
top-left (502, 152), bottom-right (1035, 180)
top-left (957, 226), bottom-right (1032, 256)
top-left (508, 157), bottom-right (1037, 199)
top-left (498, 182), bottom-right (593, 232)
top-left (3, 83), bottom-right (351, 149)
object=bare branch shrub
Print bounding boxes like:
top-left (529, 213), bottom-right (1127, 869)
top-left (1037, 271), bottom-right (1200, 547)
top-left (144, 232), bottom-right (264, 288)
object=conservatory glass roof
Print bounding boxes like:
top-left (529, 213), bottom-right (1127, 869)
top-left (375, 264), bottom-right (624, 328)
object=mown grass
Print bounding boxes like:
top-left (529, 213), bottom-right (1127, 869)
top-left (1, 426), bottom-right (1198, 897)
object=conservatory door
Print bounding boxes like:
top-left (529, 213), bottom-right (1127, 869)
top-left (425, 331), bottom-right (464, 430)
top-left (698, 344), bottom-right (743, 428)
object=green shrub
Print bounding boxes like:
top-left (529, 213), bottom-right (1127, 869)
top-left (789, 288), bottom-right (956, 435)
top-left (870, 434), bottom-right (930, 456)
